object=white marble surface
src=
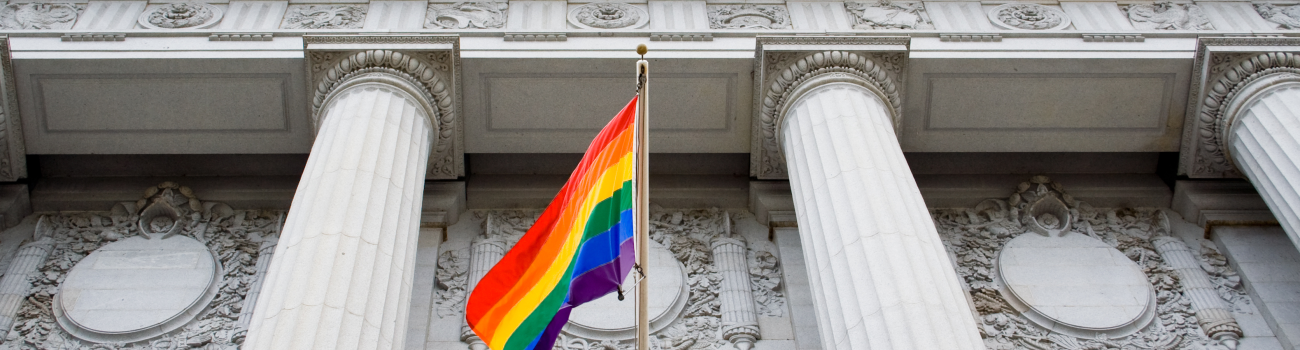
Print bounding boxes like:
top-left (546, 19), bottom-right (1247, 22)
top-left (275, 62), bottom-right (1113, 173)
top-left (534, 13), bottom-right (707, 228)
top-left (780, 83), bottom-right (982, 350)
top-left (1228, 83), bottom-right (1300, 252)
top-left (998, 232), bottom-right (1152, 332)
top-left (245, 81), bottom-right (434, 350)
top-left (58, 235), bottom-right (217, 339)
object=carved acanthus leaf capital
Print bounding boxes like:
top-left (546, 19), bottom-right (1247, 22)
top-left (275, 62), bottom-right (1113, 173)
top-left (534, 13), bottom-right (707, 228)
top-left (1182, 38), bottom-right (1300, 178)
top-left (750, 37), bottom-right (908, 179)
top-left (306, 36), bottom-right (464, 179)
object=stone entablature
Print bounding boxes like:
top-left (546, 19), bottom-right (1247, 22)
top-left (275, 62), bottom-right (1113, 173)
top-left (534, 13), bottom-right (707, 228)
top-left (0, 1), bottom-right (1296, 37)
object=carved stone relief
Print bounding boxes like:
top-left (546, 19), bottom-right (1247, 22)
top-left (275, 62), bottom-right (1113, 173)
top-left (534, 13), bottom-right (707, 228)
top-left (1123, 2), bottom-right (1214, 31)
top-left (138, 2), bottom-right (223, 29)
top-left (751, 41), bottom-right (908, 179)
top-left (707, 5), bottom-right (791, 30)
top-left (1255, 3), bottom-right (1300, 29)
top-left (933, 176), bottom-right (1248, 350)
top-left (987, 3), bottom-right (1071, 30)
top-left (305, 37), bottom-right (464, 179)
top-left (426, 2), bottom-right (508, 29)
top-left (281, 5), bottom-right (366, 29)
top-left (1186, 48), bottom-right (1300, 177)
top-left (4, 182), bottom-right (283, 349)
top-left (433, 209), bottom-right (785, 350)
top-left (844, 1), bottom-right (933, 30)
top-left (568, 3), bottom-right (648, 30)
top-left (0, 3), bottom-right (81, 30)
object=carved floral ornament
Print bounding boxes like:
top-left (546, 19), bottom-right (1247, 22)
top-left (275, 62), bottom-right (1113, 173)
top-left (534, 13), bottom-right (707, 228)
top-left (1190, 51), bottom-right (1300, 177)
top-left (308, 45), bottom-right (462, 179)
top-left (934, 176), bottom-right (1248, 349)
top-left (754, 50), bottom-right (904, 179)
top-left (987, 3), bottom-right (1070, 30)
top-left (568, 3), bottom-right (647, 30)
top-left (8, 182), bottom-right (282, 348)
top-left (138, 2), bottom-right (223, 29)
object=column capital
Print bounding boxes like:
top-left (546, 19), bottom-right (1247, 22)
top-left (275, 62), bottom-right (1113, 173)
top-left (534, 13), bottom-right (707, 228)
top-left (750, 36), bottom-right (909, 179)
top-left (1182, 38), bottom-right (1300, 178)
top-left (306, 35), bottom-right (463, 179)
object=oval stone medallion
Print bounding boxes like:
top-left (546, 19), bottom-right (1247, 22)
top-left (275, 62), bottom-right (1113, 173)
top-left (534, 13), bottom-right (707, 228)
top-left (997, 232), bottom-right (1155, 337)
top-left (55, 235), bottom-right (218, 343)
top-left (566, 241), bottom-right (687, 340)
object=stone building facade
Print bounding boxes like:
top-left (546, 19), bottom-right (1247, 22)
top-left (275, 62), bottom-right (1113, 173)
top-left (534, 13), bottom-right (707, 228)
top-left (0, 0), bottom-right (1291, 349)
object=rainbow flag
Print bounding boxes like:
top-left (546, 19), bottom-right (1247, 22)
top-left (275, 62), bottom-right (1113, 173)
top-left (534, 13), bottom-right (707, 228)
top-left (466, 96), bottom-right (640, 350)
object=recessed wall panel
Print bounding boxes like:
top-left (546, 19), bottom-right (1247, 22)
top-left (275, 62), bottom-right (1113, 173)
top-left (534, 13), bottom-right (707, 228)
top-left (36, 74), bottom-right (289, 132)
top-left (925, 74), bottom-right (1172, 131)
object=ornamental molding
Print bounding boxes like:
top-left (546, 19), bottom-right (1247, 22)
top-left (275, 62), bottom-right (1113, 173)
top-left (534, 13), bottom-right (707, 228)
top-left (137, 2), bottom-right (222, 30)
top-left (1122, 2), bottom-right (1213, 31)
top-left (0, 38), bottom-right (25, 182)
top-left (426, 2), bottom-right (508, 29)
top-left (987, 3), bottom-right (1070, 31)
top-left (750, 36), bottom-right (908, 179)
top-left (0, 3), bottom-right (81, 30)
top-left (306, 35), bottom-right (464, 179)
top-left (1181, 38), bottom-right (1300, 178)
top-left (568, 3), bottom-right (648, 30)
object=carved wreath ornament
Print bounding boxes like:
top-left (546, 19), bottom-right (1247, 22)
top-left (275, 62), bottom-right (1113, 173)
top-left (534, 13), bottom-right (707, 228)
top-left (988, 3), bottom-right (1070, 30)
top-left (569, 3), bottom-right (647, 29)
top-left (1193, 52), bottom-right (1300, 177)
top-left (756, 50), bottom-right (903, 179)
top-left (138, 2), bottom-right (222, 29)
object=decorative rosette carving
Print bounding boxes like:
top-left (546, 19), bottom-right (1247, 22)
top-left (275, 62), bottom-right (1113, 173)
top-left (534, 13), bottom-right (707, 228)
top-left (1123, 2), bottom-right (1213, 30)
top-left (281, 5), bottom-right (366, 29)
top-left (0, 3), bottom-right (81, 30)
top-left (427, 2), bottom-right (508, 29)
top-left (845, 1), bottom-right (933, 30)
top-left (1255, 3), bottom-right (1300, 29)
top-left (138, 2), bottom-right (222, 29)
top-left (707, 5), bottom-right (791, 29)
top-left (568, 3), bottom-right (647, 29)
top-left (987, 3), bottom-right (1070, 30)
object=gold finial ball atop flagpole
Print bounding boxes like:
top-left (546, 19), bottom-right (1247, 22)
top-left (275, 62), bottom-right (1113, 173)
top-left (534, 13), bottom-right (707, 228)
top-left (636, 44), bottom-right (648, 56)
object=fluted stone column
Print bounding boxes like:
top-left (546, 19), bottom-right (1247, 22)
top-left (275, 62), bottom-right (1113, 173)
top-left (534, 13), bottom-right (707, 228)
top-left (461, 235), bottom-right (505, 350)
top-left (0, 217), bottom-right (54, 333)
top-left (1224, 80), bottom-right (1300, 249)
top-left (780, 83), bottom-right (982, 350)
top-left (711, 226), bottom-right (760, 350)
top-left (245, 72), bottom-right (435, 350)
top-left (1151, 235), bottom-right (1241, 347)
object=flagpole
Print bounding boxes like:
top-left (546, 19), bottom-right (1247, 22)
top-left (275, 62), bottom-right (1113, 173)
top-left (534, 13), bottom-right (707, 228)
top-left (634, 44), bottom-right (651, 350)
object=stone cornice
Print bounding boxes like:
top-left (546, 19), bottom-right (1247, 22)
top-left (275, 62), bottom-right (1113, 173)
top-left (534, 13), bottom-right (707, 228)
top-left (0, 37), bottom-right (24, 182)
top-left (1181, 38), bottom-right (1300, 178)
top-left (306, 35), bottom-right (463, 180)
top-left (750, 36), bottom-right (908, 179)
